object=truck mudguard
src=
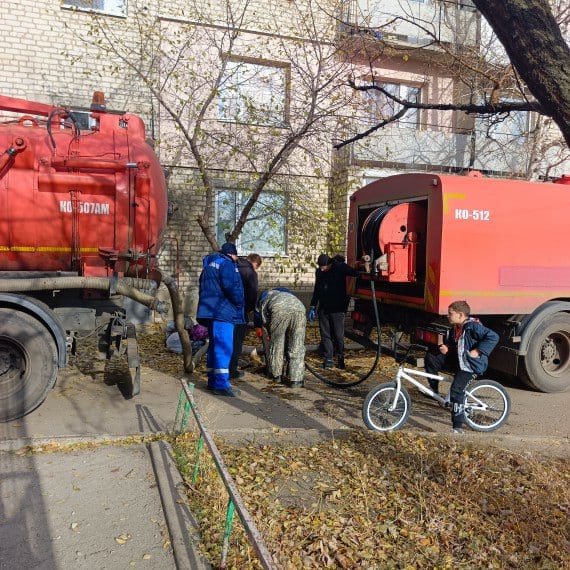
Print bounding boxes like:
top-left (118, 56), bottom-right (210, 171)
top-left (0, 293), bottom-right (68, 368)
top-left (517, 300), bottom-right (570, 355)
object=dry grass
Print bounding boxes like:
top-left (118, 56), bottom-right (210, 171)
top-left (173, 431), bottom-right (570, 569)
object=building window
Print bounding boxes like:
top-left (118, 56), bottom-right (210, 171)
top-left (364, 82), bottom-right (421, 129)
top-left (219, 60), bottom-right (288, 127)
top-left (216, 190), bottom-right (286, 256)
top-left (62, 0), bottom-right (126, 17)
top-left (476, 106), bottom-right (530, 145)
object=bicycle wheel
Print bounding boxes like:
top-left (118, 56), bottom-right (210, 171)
top-left (362, 382), bottom-right (411, 432)
top-left (463, 379), bottom-right (511, 432)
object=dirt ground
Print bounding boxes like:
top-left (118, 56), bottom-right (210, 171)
top-left (136, 328), bottom-right (570, 459)
top-left (6, 327), bottom-right (566, 460)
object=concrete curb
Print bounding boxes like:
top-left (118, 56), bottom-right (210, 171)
top-left (1, 428), bottom-right (568, 457)
top-left (149, 440), bottom-right (211, 570)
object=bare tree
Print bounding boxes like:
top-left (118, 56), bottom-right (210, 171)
top-left (64, 0), bottom-right (355, 251)
top-left (473, 0), bottom-right (570, 147)
top-left (338, 0), bottom-right (569, 159)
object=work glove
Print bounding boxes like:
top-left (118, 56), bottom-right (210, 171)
top-left (307, 307), bottom-right (316, 322)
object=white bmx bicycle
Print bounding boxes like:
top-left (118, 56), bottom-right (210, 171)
top-left (362, 341), bottom-right (511, 432)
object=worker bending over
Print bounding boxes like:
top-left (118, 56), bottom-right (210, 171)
top-left (255, 288), bottom-right (306, 387)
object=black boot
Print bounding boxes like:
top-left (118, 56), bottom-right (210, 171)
top-left (337, 356), bottom-right (345, 370)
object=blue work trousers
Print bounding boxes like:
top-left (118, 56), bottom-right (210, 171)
top-left (206, 320), bottom-right (235, 390)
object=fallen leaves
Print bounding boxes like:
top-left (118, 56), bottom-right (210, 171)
top-left (115, 533), bottom-right (131, 545)
top-left (173, 431), bottom-right (570, 569)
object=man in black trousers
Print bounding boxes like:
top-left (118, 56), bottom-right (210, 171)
top-left (308, 254), bottom-right (359, 369)
top-left (229, 253), bottom-right (262, 379)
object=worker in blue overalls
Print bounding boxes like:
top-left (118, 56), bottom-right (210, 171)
top-left (196, 242), bottom-right (245, 397)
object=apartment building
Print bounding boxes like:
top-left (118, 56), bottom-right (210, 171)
top-left (0, 0), bottom-right (567, 305)
top-left (330, 0), bottom-right (570, 245)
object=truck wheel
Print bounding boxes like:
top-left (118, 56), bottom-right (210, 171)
top-left (521, 313), bottom-right (570, 393)
top-left (0, 309), bottom-right (58, 422)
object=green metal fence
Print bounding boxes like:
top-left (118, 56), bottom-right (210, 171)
top-left (174, 379), bottom-right (276, 569)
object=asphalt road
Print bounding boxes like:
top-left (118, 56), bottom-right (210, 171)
top-left (1, 346), bottom-right (568, 455)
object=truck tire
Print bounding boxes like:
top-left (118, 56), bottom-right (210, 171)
top-left (521, 313), bottom-right (570, 393)
top-left (0, 308), bottom-right (58, 422)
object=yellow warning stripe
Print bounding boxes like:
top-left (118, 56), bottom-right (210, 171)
top-left (0, 246), bottom-right (100, 253)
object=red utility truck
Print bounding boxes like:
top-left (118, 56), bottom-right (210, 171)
top-left (0, 92), bottom-right (169, 421)
top-left (347, 172), bottom-right (570, 393)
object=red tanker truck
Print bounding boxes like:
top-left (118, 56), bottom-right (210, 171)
top-left (0, 92), bottom-right (169, 421)
top-left (347, 171), bottom-right (570, 393)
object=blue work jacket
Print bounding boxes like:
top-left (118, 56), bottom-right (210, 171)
top-left (196, 252), bottom-right (245, 324)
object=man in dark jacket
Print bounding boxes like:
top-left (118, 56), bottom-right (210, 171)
top-left (196, 242), bottom-right (245, 397)
top-left (308, 254), bottom-right (359, 369)
top-left (229, 253), bottom-right (262, 380)
top-left (425, 300), bottom-right (499, 433)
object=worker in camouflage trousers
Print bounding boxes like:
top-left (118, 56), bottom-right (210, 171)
top-left (254, 288), bottom-right (306, 387)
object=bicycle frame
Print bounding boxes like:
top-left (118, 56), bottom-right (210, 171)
top-left (391, 366), bottom-right (449, 411)
top-left (392, 365), bottom-right (494, 415)
top-left (363, 341), bottom-right (511, 433)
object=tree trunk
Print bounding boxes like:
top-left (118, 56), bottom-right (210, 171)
top-left (162, 276), bottom-right (194, 373)
top-left (473, 0), bottom-right (570, 148)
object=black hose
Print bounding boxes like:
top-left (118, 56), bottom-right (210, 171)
top-left (305, 248), bottom-right (383, 388)
top-left (46, 108), bottom-right (81, 152)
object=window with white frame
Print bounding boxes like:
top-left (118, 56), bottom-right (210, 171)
top-left (364, 82), bottom-right (421, 129)
top-left (476, 106), bottom-right (530, 146)
top-left (219, 60), bottom-right (288, 127)
top-left (62, 0), bottom-right (126, 17)
top-left (216, 190), bottom-right (286, 256)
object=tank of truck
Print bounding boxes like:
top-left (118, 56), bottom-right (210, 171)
top-left (347, 172), bottom-right (570, 393)
top-left (0, 94), bottom-right (167, 278)
top-left (0, 92), bottom-right (170, 422)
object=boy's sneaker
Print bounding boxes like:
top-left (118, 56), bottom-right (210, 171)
top-left (321, 359), bottom-right (333, 370)
top-left (337, 356), bottom-right (346, 370)
top-left (451, 428), bottom-right (464, 435)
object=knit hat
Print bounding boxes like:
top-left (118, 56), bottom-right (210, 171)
top-left (317, 254), bottom-right (330, 267)
top-left (220, 242), bottom-right (238, 256)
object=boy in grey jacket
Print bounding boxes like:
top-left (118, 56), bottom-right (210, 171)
top-left (425, 300), bottom-right (499, 433)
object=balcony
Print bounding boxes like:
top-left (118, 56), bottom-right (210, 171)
top-left (348, 126), bottom-right (541, 176)
top-left (341, 0), bottom-right (479, 49)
